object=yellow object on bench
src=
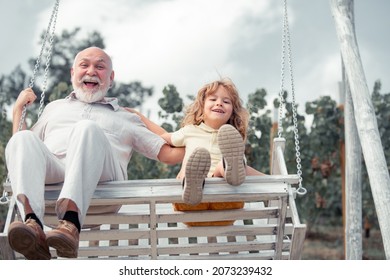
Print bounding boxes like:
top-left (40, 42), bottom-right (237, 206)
top-left (173, 201), bottom-right (245, 226)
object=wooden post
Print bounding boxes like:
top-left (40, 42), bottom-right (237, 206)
top-left (330, 0), bottom-right (390, 259)
top-left (343, 60), bottom-right (363, 259)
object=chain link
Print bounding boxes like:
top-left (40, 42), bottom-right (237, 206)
top-left (278, 0), bottom-right (306, 196)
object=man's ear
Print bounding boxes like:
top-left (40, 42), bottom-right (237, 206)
top-left (110, 70), bottom-right (115, 85)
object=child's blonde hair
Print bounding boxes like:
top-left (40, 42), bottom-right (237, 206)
top-left (181, 78), bottom-right (249, 140)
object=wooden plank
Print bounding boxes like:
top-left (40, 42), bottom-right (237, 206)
top-left (156, 225), bottom-right (276, 239)
top-left (3, 176), bottom-right (298, 195)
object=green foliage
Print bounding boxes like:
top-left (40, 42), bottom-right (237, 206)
top-left (113, 81), bottom-right (153, 108)
top-left (158, 84), bottom-right (184, 132)
top-left (298, 96), bottom-right (344, 229)
top-left (246, 88), bottom-right (272, 173)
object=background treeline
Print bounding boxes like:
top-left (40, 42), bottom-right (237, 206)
top-left (1, 28), bottom-right (389, 235)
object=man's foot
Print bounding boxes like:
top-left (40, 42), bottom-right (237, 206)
top-left (46, 220), bottom-right (79, 258)
top-left (182, 147), bottom-right (211, 205)
top-left (217, 124), bottom-right (246, 186)
top-left (8, 218), bottom-right (51, 260)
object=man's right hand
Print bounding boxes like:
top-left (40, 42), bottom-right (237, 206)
top-left (14, 88), bottom-right (37, 111)
top-left (12, 88), bottom-right (37, 133)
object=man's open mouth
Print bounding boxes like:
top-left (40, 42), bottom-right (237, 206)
top-left (84, 81), bottom-right (99, 88)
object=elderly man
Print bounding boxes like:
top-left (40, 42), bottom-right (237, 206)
top-left (5, 47), bottom-right (183, 259)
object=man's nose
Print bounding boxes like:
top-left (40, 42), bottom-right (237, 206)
top-left (86, 66), bottom-right (96, 75)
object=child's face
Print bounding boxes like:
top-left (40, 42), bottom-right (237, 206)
top-left (203, 86), bottom-right (233, 129)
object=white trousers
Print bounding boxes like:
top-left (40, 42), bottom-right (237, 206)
top-left (5, 120), bottom-right (124, 225)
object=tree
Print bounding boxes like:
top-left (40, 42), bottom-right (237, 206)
top-left (299, 96), bottom-right (344, 229)
top-left (246, 88), bottom-right (272, 174)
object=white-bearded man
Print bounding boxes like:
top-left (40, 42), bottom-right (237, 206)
top-left (5, 47), bottom-right (184, 259)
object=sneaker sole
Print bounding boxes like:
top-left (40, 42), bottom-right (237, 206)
top-left (46, 234), bottom-right (78, 258)
top-left (8, 222), bottom-right (51, 260)
top-left (217, 124), bottom-right (246, 186)
top-left (183, 148), bottom-right (211, 205)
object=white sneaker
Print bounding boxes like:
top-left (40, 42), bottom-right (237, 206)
top-left (217, 124), bottom-right (246, 186)
top-left (182, 147), bottom-right (211, 205)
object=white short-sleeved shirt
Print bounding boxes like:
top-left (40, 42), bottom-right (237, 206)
top-left (171, 123), bottom-right (221, 178)
top-left (31, 92), bottom-right (166, 179)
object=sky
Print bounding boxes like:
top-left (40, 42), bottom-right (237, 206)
top-left (0, 0), bottom-right (389, 121)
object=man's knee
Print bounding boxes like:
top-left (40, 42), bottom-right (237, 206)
top-left (6, 130), bottom-right (36, 154)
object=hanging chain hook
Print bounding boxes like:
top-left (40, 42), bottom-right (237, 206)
top-left (0, 189), bottom-right (10, 205)
top-left (0, 175), bottom-right (11, 204)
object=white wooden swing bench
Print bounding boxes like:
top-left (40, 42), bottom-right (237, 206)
top-left (0, 138), bottom-right (306, 260)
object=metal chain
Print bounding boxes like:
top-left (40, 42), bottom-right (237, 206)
top-left (17, 0), bottom-right (60, 130)
top-left (2, 0), bottom-right (60, 205)
top-left (279, 0), bottom-right (306, 196)
top-left (277, 1), bottom-right (287, 138)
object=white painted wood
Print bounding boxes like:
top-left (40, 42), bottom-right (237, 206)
top-left (331, 0), bottom-right (390, 259)
top-left (343, 47), bottom-right (363, 258)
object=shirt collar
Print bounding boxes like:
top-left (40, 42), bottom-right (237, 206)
top-left (66, 91), bottom-right (120, 111)
top-left (198, 122), bottom-right (219, 132)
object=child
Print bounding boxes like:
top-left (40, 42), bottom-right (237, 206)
top-left (128, 78), bottom-right (263, 225)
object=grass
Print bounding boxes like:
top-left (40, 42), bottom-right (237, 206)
top-left (301, 225), bottom-right (386, 260)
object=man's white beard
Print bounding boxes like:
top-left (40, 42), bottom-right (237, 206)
top-left (74, 87), bottom-right (107, 103)
top-left (73, 76), bottom-right (110, 103)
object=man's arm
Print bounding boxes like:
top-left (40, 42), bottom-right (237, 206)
top-left (125, 107), bottom-right (183, 164)
top-left (12, 88), bottom-right (37, 134)
top-left (157, 144), bottom-right (185, 165)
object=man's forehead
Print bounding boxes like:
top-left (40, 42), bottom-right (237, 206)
top-left (77, 56), bottom-right (108, 63)
top-left (75, 48), bottom-right (111, 64)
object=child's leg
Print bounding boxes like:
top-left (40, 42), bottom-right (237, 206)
top-left (213, 162), bottom-right (265, 178)
top-left (245, 166), bottom-right (266, 176)
top-left (217, 124), bottom-right (246, 186)
top-left (213, 161), bottom-right (224, 178)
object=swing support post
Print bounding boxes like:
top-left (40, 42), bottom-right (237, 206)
top-left (331, 0), bottom-right (390, 259)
